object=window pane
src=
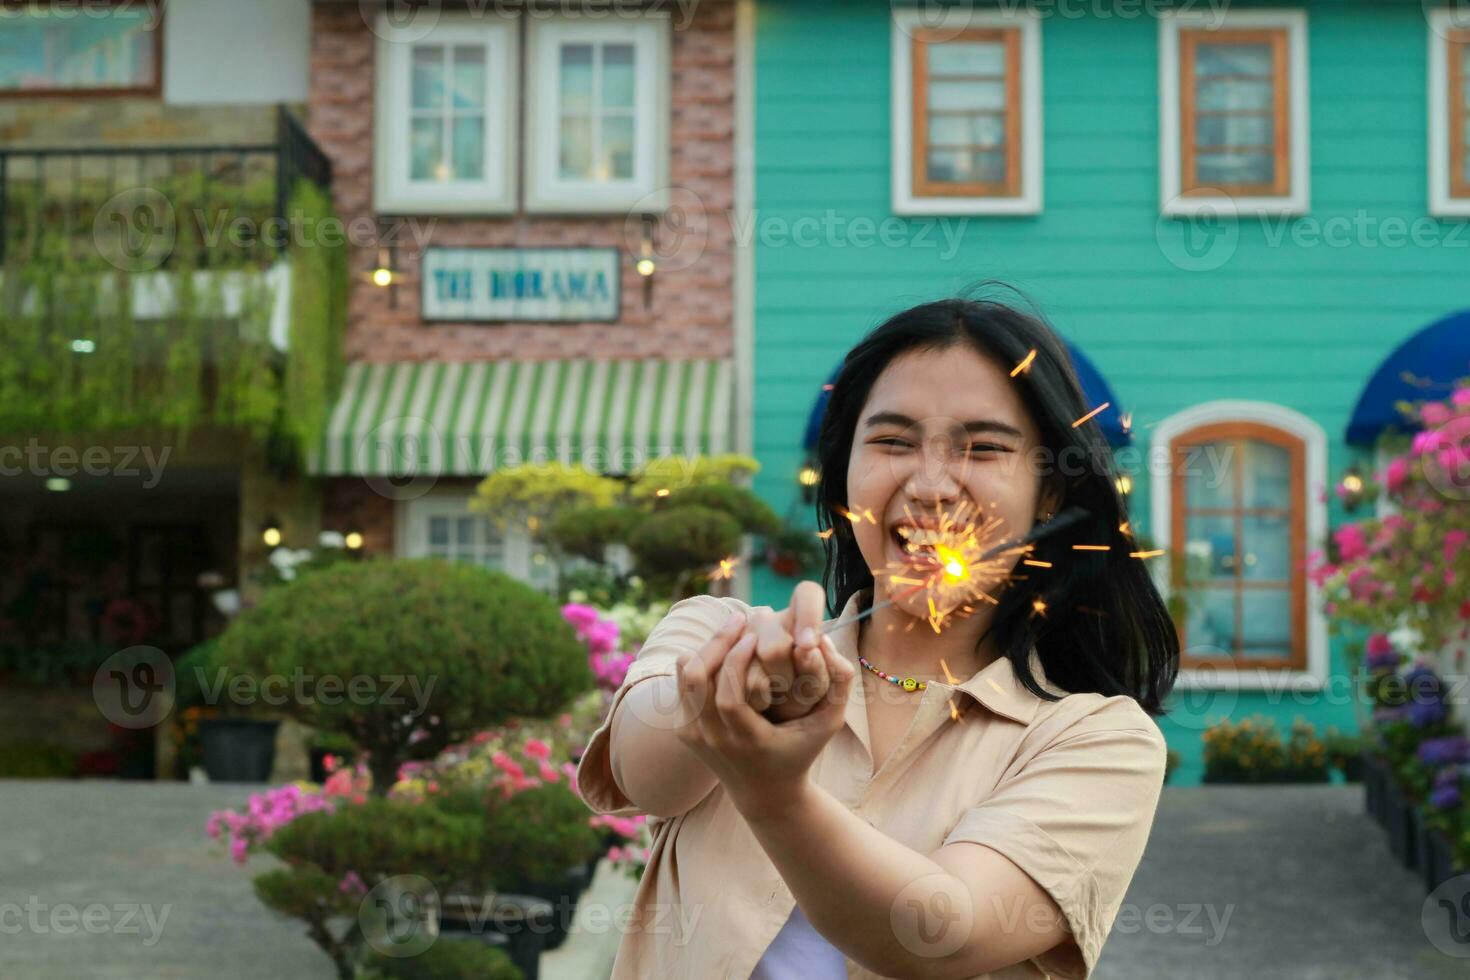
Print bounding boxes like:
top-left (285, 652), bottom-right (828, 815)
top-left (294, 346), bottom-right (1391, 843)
top-left (927, 113), bottom-right (1005, 149)
top-left (0, 8), bottom-right (156, 90)
top-left (601, 114), bottom-right (635, 179)
top-left (452, 46), bottom-right (485, 109)
top-left (1187, 588), bottom-right (1237, 651)
top-left (1184, 513), bottom-right (1237, 581)
top-left (926, 40), bottom-right (1006, 77)
top-left (560, 43), bottom-right (593, 113)
top-left (1181, 441), bottom-right (1234, 508)
top-left (428, 516), bottom-right (449, 547)
top-left (559, 114), bottom-right (593, 179)
top-left (603, 43), bottom-right (635, 108)
top-left (411, 46), bottom-right (445, 109)
top-left (1241, 439), bottom-right (1291, 508)
top-left (1196, 113), bottom-right (1273, 149)
top-left (1196, 78), bottom-right (1274, 115)
top-left (455, 516), bottom-right (477, 547)
top-left (410, 116), bottom-right (445, 180)
top-left (1195, 151), bottom-right (1274, 186)
top-left (927, 79), bottom-right (1006, 111)
top-left (451, 115), bottom-right (485, 180)
top-left (1241, 513), bottom-right (1291, 581)
top-left (926, 149), bottom-right (1005, 184)
top-left (1195, 43), bottom-right (1272, 78)
top-left (1240, 589), bottom-right (1291, 652)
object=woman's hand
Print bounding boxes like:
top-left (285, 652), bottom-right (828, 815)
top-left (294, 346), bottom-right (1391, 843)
top-left (673, 610), bottom-right (856, 815)
top-left (741, 581), bottom-right (834, 723)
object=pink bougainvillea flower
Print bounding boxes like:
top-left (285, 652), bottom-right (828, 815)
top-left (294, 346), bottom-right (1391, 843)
top-left (1384, 456), bottom-right (1410, 494)
top-left (1422, 402), bottom-right (1452, 427)
top-left (523, 738), bottom-right (551, 760)
top-left (1333, 524), bottom-right (1368, 562)
top-left (1453, 388), bottom-right (1470, 409)
top-left (1446, 530), bottom-right (1468, 563)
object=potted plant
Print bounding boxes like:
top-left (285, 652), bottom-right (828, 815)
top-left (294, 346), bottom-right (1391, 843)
top-left (1322, 727), bottom-right (1365, 782)
top-left (431, 743), bottom-right (603, 954)
top-left (761, 521), bottom-right (825, 579)
top-left (209, 558), bottom-right (592, 797)
top-left (185, 639), bottom-right (281, 783)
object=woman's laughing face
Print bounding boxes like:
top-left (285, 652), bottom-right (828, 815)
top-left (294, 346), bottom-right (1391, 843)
top-left (845, 343), bottom-right (1055, 622)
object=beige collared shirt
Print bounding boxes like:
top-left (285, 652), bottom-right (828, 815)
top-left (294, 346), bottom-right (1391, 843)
top-left (575, 588), bottom-right (1167, 979)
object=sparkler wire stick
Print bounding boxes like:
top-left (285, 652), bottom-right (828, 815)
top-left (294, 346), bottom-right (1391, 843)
top-left (820, 506), bottom-right (1089, 636)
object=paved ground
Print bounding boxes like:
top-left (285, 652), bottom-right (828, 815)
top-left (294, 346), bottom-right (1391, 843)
top-left (1095, 785), bottom-right (1466, 980)
top-left (0, 781), bottom-right (1462, 979)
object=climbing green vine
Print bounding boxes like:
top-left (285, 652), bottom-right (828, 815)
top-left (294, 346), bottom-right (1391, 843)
top-left (0, 174), bottom-right (345, 459)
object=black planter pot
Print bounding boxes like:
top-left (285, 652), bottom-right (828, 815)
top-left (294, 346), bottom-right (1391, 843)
top-left (199, 718), bottom-right (279, 783)
top-left (508, 864), bottom-right (591, 952)
top-left (1339, 753), bottom-right (1365, 783)
top-left (1411, 806), bottom-right (1433, 886)
top-left (440, 892), bottom-right (552, 980)
top-left (1420, 821), bottom-right (1459, 893)
top-left (1384, 779), bottom-right (1420, 870)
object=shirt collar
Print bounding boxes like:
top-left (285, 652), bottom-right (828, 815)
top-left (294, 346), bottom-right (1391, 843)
top-left (823, 586), bottom-right (1057, 726)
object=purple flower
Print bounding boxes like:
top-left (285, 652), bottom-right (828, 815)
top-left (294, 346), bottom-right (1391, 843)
top-left (1417, 736), bottom-right (1470, 767)
top-left (1409, 700), bottom-right (1449, 728)
top-left (1430, 784), bottom-right (1462, 810)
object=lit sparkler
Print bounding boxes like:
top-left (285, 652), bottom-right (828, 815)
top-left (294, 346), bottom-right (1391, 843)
top-left (821, 505), bottom-right (1087, 637)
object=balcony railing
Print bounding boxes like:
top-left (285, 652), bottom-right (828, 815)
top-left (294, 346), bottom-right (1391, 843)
top-left (0, 106), bottom-right (333, 269)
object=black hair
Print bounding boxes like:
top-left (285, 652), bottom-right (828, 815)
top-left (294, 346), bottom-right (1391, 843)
top-left (814, 287), bottom-right (1178, 716)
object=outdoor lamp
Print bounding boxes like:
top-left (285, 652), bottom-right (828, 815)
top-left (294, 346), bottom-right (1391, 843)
top-left (371, 236), bottom-right (399, 308)
top-left (798, 458), bottom-right (821, 504)
top-left (1337, 463), bottom-right (1367, 513)
top-left (261, 516), bottom-right (283, 549)
top-left (344, 529), bottom-right (364, 551)
top-left (637, 215), bottom-right (657, 307)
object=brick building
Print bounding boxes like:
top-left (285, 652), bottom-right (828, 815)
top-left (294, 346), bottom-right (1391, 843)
top-left (305, 0), bottom-right (744, 588)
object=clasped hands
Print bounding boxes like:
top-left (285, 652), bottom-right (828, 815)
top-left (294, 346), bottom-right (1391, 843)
top-left (670, 581), bottom-right (857, 811)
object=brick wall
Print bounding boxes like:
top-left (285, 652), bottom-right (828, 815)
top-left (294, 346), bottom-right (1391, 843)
top-left (307, 0), bottom-right (737, 364)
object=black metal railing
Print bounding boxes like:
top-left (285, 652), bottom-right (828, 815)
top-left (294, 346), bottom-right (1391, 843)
top-left (0, 106), bottom-right (334, 269)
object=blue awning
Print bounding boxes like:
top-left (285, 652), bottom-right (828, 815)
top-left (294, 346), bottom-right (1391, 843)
top-left (1346, 311), bottom-right (1470, 446)
top-left (802, 341), bottom-right (1132, 453)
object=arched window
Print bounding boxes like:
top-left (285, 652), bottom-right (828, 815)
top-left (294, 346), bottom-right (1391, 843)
top-left (1151, 402), bottom-right (1328, 687)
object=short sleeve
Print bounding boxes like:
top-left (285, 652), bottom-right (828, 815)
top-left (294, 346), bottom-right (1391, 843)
top-left (941, 722), bottom-right (1167, 979)
top-left (574, 593), bottom-right (748, 819)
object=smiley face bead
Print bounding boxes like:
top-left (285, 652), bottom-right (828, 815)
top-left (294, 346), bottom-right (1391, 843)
top-left (901, 677), bottom-right (919, 692)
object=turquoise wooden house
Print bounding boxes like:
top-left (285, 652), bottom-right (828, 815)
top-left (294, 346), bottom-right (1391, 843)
top-left (737, 0), bottom-right (1470, 783)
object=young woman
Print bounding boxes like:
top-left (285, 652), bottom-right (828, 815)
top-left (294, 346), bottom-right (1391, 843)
top-left (576, 294), bottom-right (1179, 979)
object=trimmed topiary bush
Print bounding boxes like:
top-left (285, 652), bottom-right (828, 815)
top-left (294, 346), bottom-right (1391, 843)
top-left (435, 783), bottom-right (602, 895)
top-left (210, 558), bottom-right (593, 794)
top-left (255, 798), bottom-right (483, 980)
top-left (543, 506), bottom-right (646, 563)
top-left (365, 940), bottom-right (522, 980)
top-left (662, 483), bottom-right (780, 536)
top-left (627, 505), bottom-right (742, 597)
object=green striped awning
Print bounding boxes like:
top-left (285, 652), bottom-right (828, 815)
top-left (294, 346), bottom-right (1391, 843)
top-left (308, 358), bottom-right (733, 476)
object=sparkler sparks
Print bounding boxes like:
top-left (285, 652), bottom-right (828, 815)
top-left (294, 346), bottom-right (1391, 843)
top-left (707, 556), bottom-right (739, 581)
top-left (1010, 349), bottom-right (1037, 377)
top-left (1072, 402), bottom-right (1110, 428)
top-left (821, 504), bottom-right (1088, 638)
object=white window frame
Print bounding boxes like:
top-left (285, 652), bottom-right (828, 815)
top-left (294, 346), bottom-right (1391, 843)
top-left (524, 11), bottom-right (671, 213)
top-left (1159, 9), bottom-right (1310, 217)
top-left (1429, 10), bottom-right (1470, 217)
top-left (1149, 401), bottom-right (1329, 691)
top-left (374, 11), bottom-right (519, 215)
top-left (890, 7), bottom-right (1043, 215)
top-left (396, 490), bottom-right (558, 594)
